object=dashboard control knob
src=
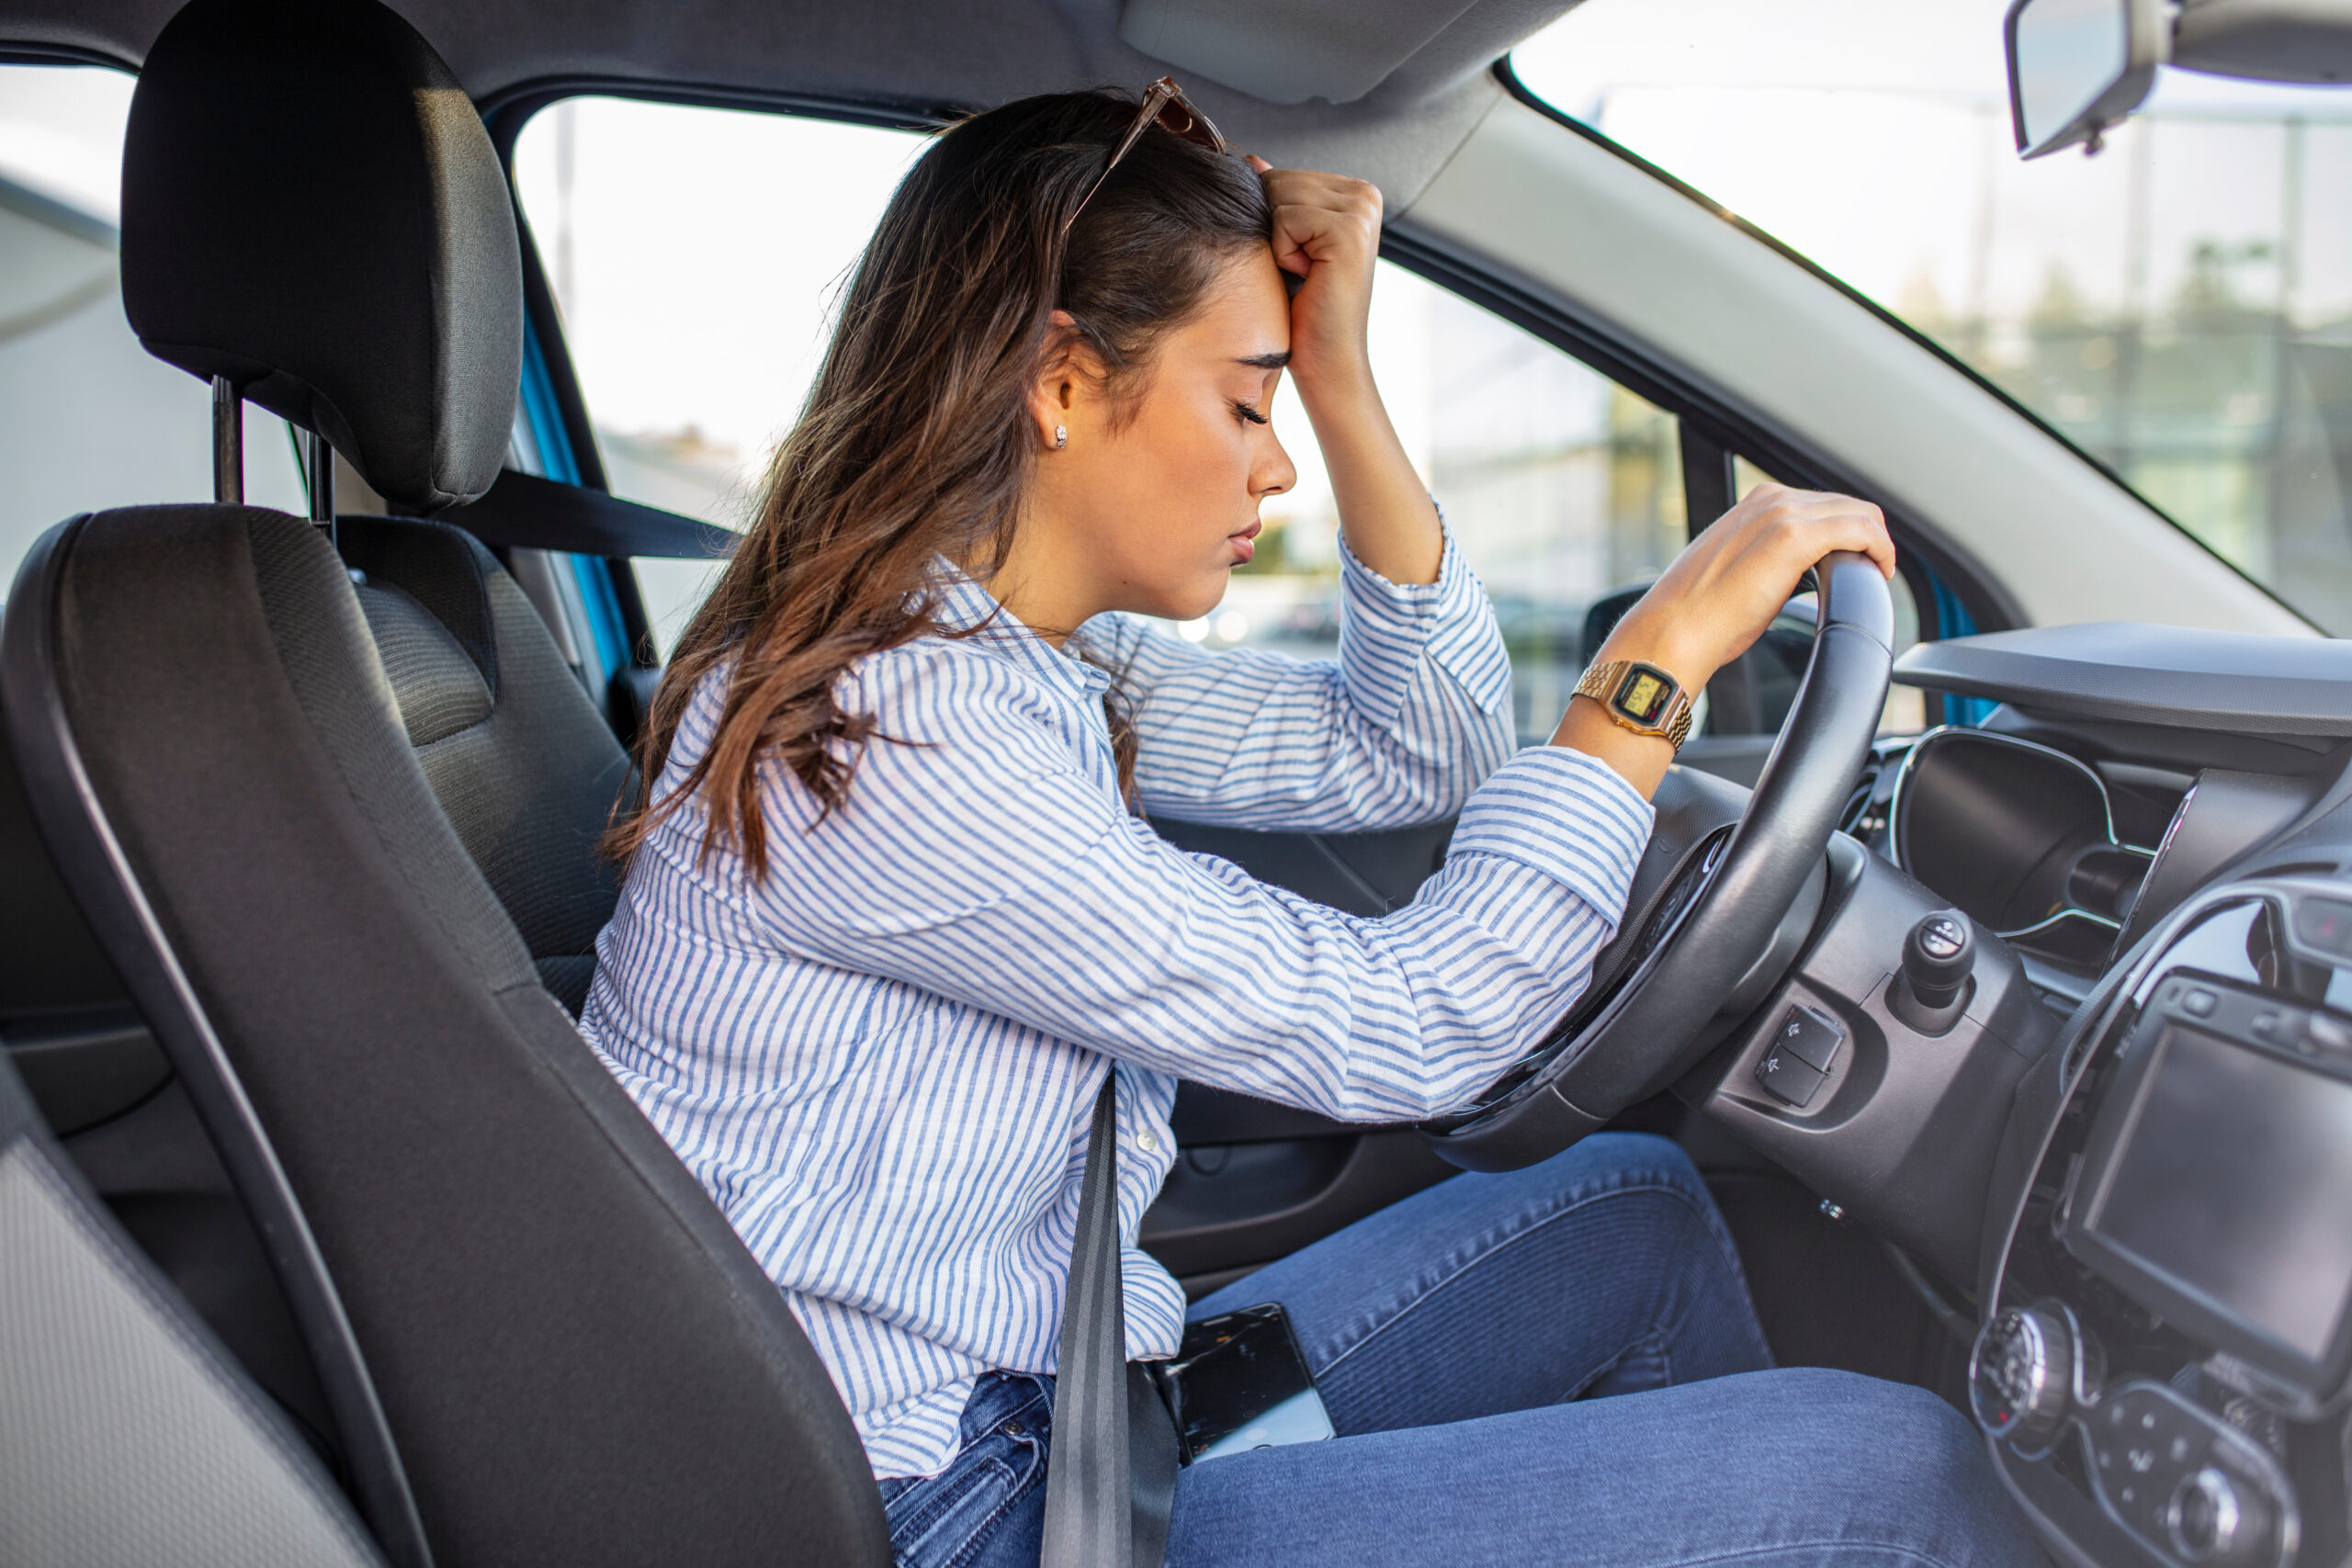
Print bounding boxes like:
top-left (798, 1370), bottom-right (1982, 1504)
top-left (1891, 910), bottom-right (1976, 1035)
top-left (1905, 912), bottom-right (1974, 1008)
top-left (2166, 1466), bottom-right (2269, 1565)
top-left (1970, 1304), bottom-right (2074, 1448)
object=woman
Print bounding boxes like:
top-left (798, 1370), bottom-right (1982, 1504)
top-left (583, 85), bottom-right (2038, 1568)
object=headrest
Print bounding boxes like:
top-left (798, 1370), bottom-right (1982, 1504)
top-left (121, 0), bottom-right (521, 512)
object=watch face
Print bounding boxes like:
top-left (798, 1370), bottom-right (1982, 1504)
top-left (1611, 663), bottom-right (1678, 726)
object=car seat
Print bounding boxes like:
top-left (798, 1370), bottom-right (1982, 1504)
top-left (337, 515), bottom-right (632, 1015)
top-left (0, 0), bottom-right (893, 1562)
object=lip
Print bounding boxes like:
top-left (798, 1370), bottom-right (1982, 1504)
top-left (1228, 519), bottom-right (1261, 564)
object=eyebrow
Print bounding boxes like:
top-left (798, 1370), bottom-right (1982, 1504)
top-left (1235, 351), bottom-right (1290, 369)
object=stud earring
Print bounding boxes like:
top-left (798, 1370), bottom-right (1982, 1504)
top-left (1054, 424), bottom-right (1068, 450)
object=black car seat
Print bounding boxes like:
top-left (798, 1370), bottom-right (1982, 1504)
top-left (121, 0), bottom-right (637, 1018)
top-left (0, 1047), bottom-right (387, 1568)
top-left (337, 516), bottom-right (631, 1015)
top-left (0, 0), bottom-right (892, 1563)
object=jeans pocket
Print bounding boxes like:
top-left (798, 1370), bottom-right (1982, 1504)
top-left (888, 1437), bottom-right (1042, 1568)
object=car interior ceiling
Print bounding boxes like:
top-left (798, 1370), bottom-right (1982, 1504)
top-left (0, 0), bottom-right (2007, 1560)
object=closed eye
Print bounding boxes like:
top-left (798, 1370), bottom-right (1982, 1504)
top-left (1232, 400), bottom-right (1270, 426)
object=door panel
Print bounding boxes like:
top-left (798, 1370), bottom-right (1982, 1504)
top-left (1144, 817), bottom-right (1463, 1294)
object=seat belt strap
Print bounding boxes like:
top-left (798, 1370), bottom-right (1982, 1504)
top-left (1040, 1072), bottom-right (1175, 1568)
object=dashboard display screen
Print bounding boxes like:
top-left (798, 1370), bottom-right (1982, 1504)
top-left (2087, 1025), bottom-right (2352, 1364)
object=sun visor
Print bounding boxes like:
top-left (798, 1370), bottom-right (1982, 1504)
top-left (1118, 0), bottom-right (1580, 106)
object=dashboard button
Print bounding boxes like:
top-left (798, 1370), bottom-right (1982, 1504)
top-left (2250, 1008), bottom-right (2302, 1048)
top-left (2183, 987), bottom-right (2218, 1018)
top-left (1774, 1004), bottom-right (1843, 1072)
top-left (1755, 1044), bottom-right (1825, 1108)
top-left (2166, 1466), bottom-right (2271, 1565)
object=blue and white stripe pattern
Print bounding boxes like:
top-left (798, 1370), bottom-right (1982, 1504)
top-left (579, 529), bottom-right (1655, 1480)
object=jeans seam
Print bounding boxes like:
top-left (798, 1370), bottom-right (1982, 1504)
top-left (1315, 1172), bottom-right (1725, 1381)
top-left (1634, 1540), bottom-right (1970, 1568)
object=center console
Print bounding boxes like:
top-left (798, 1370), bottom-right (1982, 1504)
top-left (1975, 880), bottom-right (2352, 1568)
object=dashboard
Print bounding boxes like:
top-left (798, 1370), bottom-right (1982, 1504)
top-left (1871, 624), bottom-right (2352, 1568)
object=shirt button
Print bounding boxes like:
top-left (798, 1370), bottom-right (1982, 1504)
top-left (1136, 1129), bottom-right (1159, 1153)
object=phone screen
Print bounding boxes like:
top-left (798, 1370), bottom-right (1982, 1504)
top-left (1159, 1303), bottom-right (1335, 1464)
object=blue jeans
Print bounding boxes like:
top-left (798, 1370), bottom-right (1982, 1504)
top-left (880, 1134), bottom-right (2043, 1568)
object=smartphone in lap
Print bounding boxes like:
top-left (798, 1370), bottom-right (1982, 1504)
top-left (1155, 1303), bottom-right (1335, 1464)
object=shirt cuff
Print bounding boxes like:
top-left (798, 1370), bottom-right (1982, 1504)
top-left (1445, 747), bottom-right (1655, 928)
top-left (1335, 520), bottom-right (1514, 728)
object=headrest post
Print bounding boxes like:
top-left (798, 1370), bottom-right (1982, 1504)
top-left (211, 375), bottom-right (243, 505)
top-left (303, 427), bottom-right (338, 545)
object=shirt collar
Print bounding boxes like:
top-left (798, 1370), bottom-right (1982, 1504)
top-left (926, 560), bottom-right (1112, 702)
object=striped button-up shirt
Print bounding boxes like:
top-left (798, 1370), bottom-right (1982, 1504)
top-left (580, 532), bottom-right (1654, 1480)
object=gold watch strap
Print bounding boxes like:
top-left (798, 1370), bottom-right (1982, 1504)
top-left (1576, 660), bottom-right (1697, 750)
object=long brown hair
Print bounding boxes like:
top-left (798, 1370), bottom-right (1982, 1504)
top-left (605, 88), bottom-right (1271, 879)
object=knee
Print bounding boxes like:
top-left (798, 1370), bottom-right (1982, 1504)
top-left (1452, 1133), bottom-right (1725, 1254)
top-left (1770, 1367), bottom-right (1982, 1473)
top-left (1510, 1131), bottom-right (1711, 1209)
top-left (1743, 1369), bottom-right (2038, 1563)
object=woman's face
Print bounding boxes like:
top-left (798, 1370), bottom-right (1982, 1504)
top-left (1016, 244), bottom-right (1299, 628)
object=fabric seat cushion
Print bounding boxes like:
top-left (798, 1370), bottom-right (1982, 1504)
top-left (340, 516), bottom-right (632, 1016)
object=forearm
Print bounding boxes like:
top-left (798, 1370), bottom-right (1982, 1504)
top-left (1299, 366), bottom-right (1443, 587)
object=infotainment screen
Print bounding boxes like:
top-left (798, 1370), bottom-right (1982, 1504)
top-left (2084, 1022), bottom-right (2352, 1368)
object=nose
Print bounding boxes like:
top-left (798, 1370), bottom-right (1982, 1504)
top-left (1254, 430), bottom-right (1296, 501)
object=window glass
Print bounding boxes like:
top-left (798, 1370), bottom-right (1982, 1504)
top-left (514, 97), bottom-right (1688, 737)
top-left (512, 99), bottom-right (925, 658)
top-left (0, 63), bottom-right (303, 593)
top-left (1515, 0), bottom-right (2352, 633)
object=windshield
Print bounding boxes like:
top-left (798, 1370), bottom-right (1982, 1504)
top-left (1514, 0), bottom-right (2352, 634)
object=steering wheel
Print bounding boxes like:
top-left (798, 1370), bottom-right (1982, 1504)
top-left (1423, 551), bottom-right (1894, 1172)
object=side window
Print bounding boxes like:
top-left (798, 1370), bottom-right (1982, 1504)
top-left (511, 99), bottom-right (925, 658)
top-left (0, 63), bottom-right (304, 594)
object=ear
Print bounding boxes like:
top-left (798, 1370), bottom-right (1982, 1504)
top-left (1026, 309), bottom-right (1101, 449)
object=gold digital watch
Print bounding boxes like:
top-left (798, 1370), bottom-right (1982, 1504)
top-left (1575, 659), bottom-right (1697, 750)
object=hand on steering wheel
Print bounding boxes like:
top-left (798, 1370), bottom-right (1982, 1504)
top-left (1555, 484), bottom-right (1896, 800)
top-left (1425, 488), bottom-right (1897, 1173)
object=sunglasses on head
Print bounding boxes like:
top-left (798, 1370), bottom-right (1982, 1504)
top-left (1062, 75), bottom-right (1229, 237)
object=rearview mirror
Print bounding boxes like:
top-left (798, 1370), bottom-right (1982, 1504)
top-left (2004, 0), bottom-right (2165, 158)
